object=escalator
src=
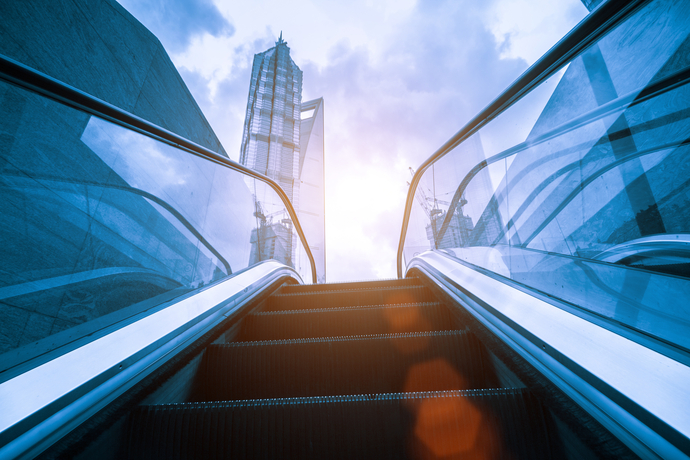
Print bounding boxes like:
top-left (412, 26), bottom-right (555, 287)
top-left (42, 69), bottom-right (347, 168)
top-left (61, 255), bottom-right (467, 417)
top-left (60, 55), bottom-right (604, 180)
top-left (49, 278), bottom-right (631, 459)
top-left (3, 0), bottom-right (690, 458)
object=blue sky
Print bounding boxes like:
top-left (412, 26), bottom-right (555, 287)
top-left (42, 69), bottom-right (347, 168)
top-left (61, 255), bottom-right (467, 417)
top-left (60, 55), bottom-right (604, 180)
top-left (117, 0), bottom-right (587, 282)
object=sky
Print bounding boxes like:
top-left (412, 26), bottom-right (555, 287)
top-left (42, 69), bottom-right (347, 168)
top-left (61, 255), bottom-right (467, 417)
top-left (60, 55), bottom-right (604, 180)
top-left (117, 0), bottom-right (588, 282)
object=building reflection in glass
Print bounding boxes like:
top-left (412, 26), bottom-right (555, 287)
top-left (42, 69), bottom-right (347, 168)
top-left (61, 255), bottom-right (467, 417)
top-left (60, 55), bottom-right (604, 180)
top-left (249, 199), bottom-right (294, 267)
top-left (403, 0), bottom-right (690, 353)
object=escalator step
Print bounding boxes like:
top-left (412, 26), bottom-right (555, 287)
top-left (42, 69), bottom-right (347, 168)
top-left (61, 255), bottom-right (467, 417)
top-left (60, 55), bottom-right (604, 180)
top-left (265, 285), bottom-right (435, 311)
top-left (125, 388), bottom-right (555, 460)
top-left (235, 302), bottom-right (457, 341)
top-left (277, 277), bottom-right (422, 294)
top-left (193, 331), bottom-right (498, 401)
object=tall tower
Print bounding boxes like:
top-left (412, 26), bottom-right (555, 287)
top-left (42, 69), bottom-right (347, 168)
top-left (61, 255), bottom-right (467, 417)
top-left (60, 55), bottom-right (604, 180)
top-left (298, 98), bottom-right (326, 282)
top-left (240, 35), bottom-right (326, 282)
top-left (240, 33), bottom-right (303, 207)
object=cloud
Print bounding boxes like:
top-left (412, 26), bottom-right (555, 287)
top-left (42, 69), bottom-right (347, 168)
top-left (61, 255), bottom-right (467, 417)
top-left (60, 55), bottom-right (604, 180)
top-left (292, 0), bottom-right (533, 281)
top-left (175, 35), bottom-right (279, 161)
top-left (302, 0), bottom-right (530, 165)
top-left (484, 0), bottom-right (587, 62)
top-left (117, 0), bottom-right (234, 53)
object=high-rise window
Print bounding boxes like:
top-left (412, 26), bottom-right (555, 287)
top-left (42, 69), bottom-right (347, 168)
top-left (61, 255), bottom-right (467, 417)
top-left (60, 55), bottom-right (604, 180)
top-left (240, 34), bottom-right (302, 207)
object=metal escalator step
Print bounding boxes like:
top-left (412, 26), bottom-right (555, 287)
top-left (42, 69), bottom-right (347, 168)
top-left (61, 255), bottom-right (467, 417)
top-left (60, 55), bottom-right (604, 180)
top-left (125, 388), bottom-right (555, 460)
top-left (193, 331), bottom-right (499, 401)
top-left (265, 284), bottom-right (435, 311)
top-left (235, 302), bottom-right (457, 341)
top-left (277, 277), bottom-right (422, 294)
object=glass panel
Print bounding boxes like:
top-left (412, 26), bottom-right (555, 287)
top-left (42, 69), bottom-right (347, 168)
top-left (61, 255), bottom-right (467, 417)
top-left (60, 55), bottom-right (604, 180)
top-left (403, 0), bottom-right (690, 352)
top-left (0, 79), bottom-right (312, 372)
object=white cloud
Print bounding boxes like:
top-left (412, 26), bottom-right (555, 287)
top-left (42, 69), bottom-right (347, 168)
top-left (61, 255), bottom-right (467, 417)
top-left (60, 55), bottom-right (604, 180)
top-left (117, 0), bottom-right (233, 53)
top-left (485, 0), bottom-right (587, 63)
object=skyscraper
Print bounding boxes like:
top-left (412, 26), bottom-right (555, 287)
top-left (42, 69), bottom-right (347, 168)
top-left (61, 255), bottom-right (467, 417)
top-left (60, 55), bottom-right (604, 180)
top-left (240, 33), bottom-right (303, 207)
top-left (298, 98), bottom-right (326, 282)
top-left (240, 35), bottom-right (326, 282)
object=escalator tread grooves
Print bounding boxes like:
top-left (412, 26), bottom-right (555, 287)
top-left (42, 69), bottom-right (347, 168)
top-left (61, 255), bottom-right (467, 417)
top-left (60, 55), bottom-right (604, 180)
top-left (265, 286), bottom-right (435, 310)
top-left (195, 331), bottom-right (493, 400)
top-left (126, 389), bottom-right (551, 459)
top-left (252, 301), bottom-right (442, 314)
top-left (237, 303), bottom-right (456, 341)
top-left (273, 285), bottom-right (428, 296)
top-left (146, 387), bottom-right (528, 408)
top-left (117, 279), bottom-right (601, 459)
top-left (223, 329), bottom-right (465, 346)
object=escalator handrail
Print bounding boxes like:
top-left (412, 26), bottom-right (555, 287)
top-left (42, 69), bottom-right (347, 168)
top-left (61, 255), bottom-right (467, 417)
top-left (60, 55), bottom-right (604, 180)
top-left (0, 53), bottom-right (317, 283)
top-left (396, 0), bottom-right (650, 277)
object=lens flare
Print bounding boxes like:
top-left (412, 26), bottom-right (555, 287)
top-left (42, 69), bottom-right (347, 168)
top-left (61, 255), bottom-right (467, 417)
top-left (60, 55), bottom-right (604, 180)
top-left (403, 359), bottom-right (466, 393)
top-left (404, 359), bottom-right (502, 459)
top-left (383, 304), bottom-right (431, 333)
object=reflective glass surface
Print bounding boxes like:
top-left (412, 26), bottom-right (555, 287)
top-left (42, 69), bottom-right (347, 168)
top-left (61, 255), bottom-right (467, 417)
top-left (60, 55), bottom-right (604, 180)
top-left (0, 79), bottom-right (312, 372)
top-left (403, 0), bottom-right (690, 351)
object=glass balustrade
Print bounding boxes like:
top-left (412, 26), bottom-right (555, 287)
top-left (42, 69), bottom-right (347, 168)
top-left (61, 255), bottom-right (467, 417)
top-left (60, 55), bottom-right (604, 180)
top-left (402, 0), bottom-right (690, 352)
top-left (0, 77), bottom-right (313, 374)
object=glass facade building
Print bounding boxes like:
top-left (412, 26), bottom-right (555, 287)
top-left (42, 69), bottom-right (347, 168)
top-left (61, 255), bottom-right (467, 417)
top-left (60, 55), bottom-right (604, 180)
top-left (239, 37), bottom-right (326, 282)
top-left (298, 98), bottom-right (326, 282)
top-left (240, 35), bottom-right (303, 206)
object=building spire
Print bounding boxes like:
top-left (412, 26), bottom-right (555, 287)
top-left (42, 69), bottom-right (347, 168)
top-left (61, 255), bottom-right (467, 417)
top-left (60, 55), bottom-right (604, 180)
top-left (277, 31), bottom-right (286, 45)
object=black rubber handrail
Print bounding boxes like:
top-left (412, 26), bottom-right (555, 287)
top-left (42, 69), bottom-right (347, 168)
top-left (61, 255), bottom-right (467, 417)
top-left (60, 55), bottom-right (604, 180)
top-left (0, 54), bottom-right (317, 283)
top-left (397, 0), bottom-right (650, 277)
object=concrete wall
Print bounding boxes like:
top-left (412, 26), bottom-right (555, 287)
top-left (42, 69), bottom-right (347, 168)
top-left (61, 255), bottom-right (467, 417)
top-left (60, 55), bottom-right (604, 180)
top-left (0, 0), bottom-right (227, 156)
